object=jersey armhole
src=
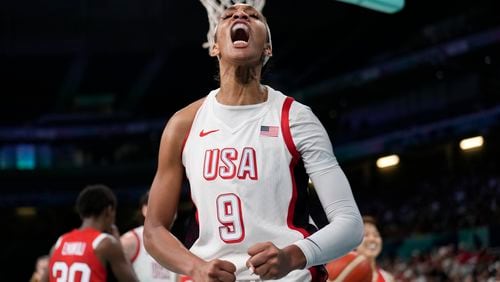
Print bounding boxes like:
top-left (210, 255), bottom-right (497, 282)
top-left (54, 236), bottom-right (63, 249)
top-left (181, 99), bottom-right (206, 160)
top-left (281, 96), bottom-right (300, 164)
top-left (130, 230), bottom-right (141, 263)
top-left (92, 233), bottom-right (113, 250)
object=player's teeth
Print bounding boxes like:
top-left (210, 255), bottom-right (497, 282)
top-left (232, 23), bottom-right (248, 32)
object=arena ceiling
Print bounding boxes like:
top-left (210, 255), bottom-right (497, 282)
top-left (0, 0), bottom-right (498, 125)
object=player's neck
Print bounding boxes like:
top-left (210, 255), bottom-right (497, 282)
top-left (217, 71), bottom-right (267, 106)
top-left (217, 62), bottom-right (267, 105)
top-left (370, 259), bottom-right (377, 272)
top-left (217, 81), bottom-right (267, 105)
top-left (80, 218), bottom-right (107, 232)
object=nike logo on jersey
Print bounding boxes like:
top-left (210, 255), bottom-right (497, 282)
top-left (199, 129), bottom-right (219, 137)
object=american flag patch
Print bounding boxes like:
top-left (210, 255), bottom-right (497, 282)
top-left (260, 126), bottom-right (279, 137)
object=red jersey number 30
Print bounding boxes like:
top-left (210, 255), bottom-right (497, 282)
top-left (52, 261), bottom-right (91, 282)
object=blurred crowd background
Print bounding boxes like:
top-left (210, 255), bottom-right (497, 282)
top-left (1, 0), bottom-right (499, 280)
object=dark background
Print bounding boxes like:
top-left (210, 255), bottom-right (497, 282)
top-left (1, 0), bottom-right (500, 279)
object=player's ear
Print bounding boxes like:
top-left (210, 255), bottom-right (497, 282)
top-left (103, 205), bottom-right (114, 218)
top-left (210, 43), bottom-right (220, 57)
top-left (264, 43), bottom-right (272, 57)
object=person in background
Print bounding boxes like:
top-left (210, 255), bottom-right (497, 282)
top-left (42, 184), bottom-right (138, 282)
top-left (356, 216), bottom-right (394, 282)
top-left (30, 255), bottom-right (48, 282)
top-left (121, 191), bottom-right (176, 281)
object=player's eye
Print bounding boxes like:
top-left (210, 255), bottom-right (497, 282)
top-left (250, 14), bottom-right (259, 19)
top-left (221, 13), bottom-right (232, 20)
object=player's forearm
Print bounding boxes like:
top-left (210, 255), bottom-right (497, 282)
top-left (294, 208), bottom-right (363, 267)
top-left (143, 223), bottom-right (204, 276)
top-left (294, 167), bottom-right (364, 268)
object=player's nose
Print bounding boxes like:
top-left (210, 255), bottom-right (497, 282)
top-left (232, 10), bottom-right (249, 20)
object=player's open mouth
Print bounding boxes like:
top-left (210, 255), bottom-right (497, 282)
top-left (231, 22), bottom-right (250, 48)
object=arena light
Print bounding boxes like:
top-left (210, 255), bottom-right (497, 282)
top-left (459, 136), bottom-right (484, 151)
top-left (16, 206), bottom-right (37, 217)
top-left (376, 154), bottom-right (399, 168)
top-left (336, 0), bottom-right (405, 14)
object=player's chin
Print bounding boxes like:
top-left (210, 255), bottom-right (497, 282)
top-left (367, 250), bottom-right (380, 259)
top-left (358, 249), bottom-right (374, 258)
top-left (228, 45), bottom-right (260, 56)
top-left (228, 53), bottom-right (262, 66)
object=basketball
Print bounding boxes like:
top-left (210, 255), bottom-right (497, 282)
top-left (326, 252), bottom-right (373, 282)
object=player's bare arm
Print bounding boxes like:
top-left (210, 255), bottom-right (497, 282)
top-left (97, 236), bottom-right (139, 282)
top-left (144, 98), bottom-right (237, 281)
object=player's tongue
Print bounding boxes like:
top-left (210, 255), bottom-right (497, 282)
top-left (231, 23), bottom-right (249, 48)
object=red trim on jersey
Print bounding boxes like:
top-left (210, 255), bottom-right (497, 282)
top-left (286, 166), bottom-right (309, 238)
top-left (130, 229), bottom-right (141, 263)
top-left (281, 97), bottom-right (308, 238)
top-left (309, 265), bottom-right (328, 282)
top-left (376, 268), bottom-right (387, 282)
top-left (281, 97), bottom-right (300, 163)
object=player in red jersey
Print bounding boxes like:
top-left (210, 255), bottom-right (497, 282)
top-left (42, 184), bottom-right (138, 282)
top-left (356, 216), bottom-right (394, 282)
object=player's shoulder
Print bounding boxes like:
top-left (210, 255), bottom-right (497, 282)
top-left (286, 98), bottom-right (314, 123)
top-left (266, 85), bottom-right (311, 112)
top-left (379, 268), bottom-right (395, 282)
top-left (56, 228), bottom-right (82, 243)
top-left (120, 227), bottom-right (141, 245)
top-left (94, 233), bottom-right (120, 253)
top-left (166, 97), bottom-right (206, 135)
top-left (93, 233), bottom-right (127, 265)
top-left (288, 97), bottom-right (311, 113)
top-left (120, 229), bottom-right (136, 242)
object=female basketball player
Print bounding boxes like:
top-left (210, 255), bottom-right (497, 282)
top-left (356, 216), bottom-right (394, 282)
top-left (144, 3), bottom-right (363, 281)
top-left (121, 192), bottom-right (176, 281)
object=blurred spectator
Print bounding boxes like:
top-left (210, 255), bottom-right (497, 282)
top-left (357, 216), bottom-right (395, 282)
top-left (29, 255), bottom-right (48, 282)
top-left (360, 174), bottom-right (500, 238)
top-left (385, 243), bottom-right (499, 281)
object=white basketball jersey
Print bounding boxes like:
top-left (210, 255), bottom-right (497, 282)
top-left (131, 226), bottom-right (177, 281)
top-left (182, 86), bottom-right (315, 281)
